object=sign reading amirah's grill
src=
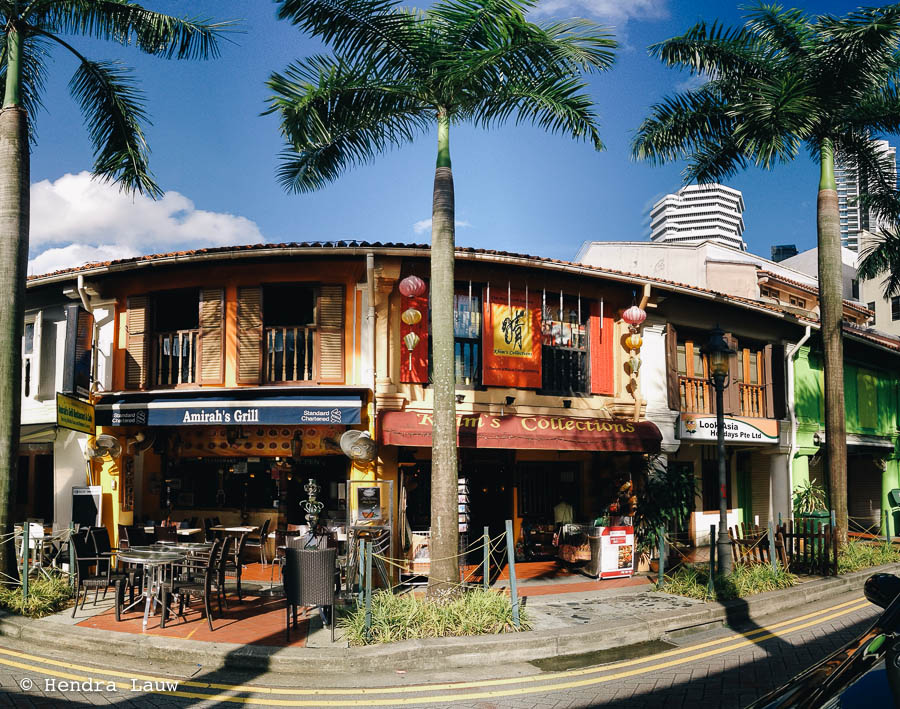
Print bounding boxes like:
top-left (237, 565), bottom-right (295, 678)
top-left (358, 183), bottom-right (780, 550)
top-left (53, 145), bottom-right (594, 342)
top-left (56, 392), bottom-right (95, 434)
top-left (678, 414), bottom-right (779, 443)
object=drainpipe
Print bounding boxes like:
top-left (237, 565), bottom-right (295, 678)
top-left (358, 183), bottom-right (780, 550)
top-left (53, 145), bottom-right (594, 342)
top-left (366, 253), bottom-right (376, 435)
top-left (76, 274), bottom-right (100, 396)
top-left (786, 325), bottom-right (812, 521)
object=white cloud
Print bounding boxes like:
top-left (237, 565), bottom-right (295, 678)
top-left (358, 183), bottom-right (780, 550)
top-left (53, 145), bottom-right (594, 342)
top-left (532, 0), bottom-right (667, 22)
top-left (675, 74), bottom-right (707, 93)
top-left (28, 172), bottom-right (264, 275)
top-left (412, 218), bottom-right (472, 235)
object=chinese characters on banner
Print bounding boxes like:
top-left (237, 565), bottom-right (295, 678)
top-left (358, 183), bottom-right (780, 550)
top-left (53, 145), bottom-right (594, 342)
top-left (482, 288), bottom-right (542, 387)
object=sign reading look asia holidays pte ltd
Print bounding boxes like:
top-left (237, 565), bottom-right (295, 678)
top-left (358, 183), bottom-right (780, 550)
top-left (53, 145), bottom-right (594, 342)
top-left (678, 414), bottom-right (779, 443)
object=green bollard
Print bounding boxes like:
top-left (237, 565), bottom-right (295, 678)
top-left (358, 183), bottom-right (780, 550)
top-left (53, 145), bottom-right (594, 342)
top-left (657, 526), bottom-right (665, 587)
top-left (364, 540), bottom-right (373, 638)
top-left (68, 523), bottom-right (76, 588)
top-left (708, 525), bottom-right (716, 597)
top-left (767, 522), bottom-right (777, 572)
top-left (504, 520), bottom-right (520, 629)
top-left (357, 538), bottom-right (364, 606)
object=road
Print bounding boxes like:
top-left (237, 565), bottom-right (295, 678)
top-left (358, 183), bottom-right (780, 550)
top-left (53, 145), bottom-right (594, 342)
top-left (0, 590), bottom-right (881, 708)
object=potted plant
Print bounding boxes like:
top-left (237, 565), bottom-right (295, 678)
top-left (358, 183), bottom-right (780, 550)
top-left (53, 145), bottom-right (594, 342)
top-left (793, 479), bottom-right (829, 521)
top-left (633, 457), bottom-right (697, 571)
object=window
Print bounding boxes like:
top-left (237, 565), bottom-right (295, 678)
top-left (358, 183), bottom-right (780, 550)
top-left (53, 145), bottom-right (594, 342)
top-left (453, 291), bottom-right (481, 386)
top-left (540, 295), bottom-right (588, 394)
top-left (760, 286), bottom-right (779, 300)
top-left (893, 296), bottom-right (900, 321)
top-left (263, 284), bottom-right (316, 383)
top-left (852, 279), bottom-right (860, 300)
top-left (789, 296), bottom-right (806, 309)
top-left (153, 289), bottom-right (200, 387)
top-left (22, 321), bottom-right (34, 398)
top-left (868, 302), bottom-right (876, 325)
top-left (675, 338), bottom-right (709, 413)
top-left (736, 341), bottom-right (766, 417)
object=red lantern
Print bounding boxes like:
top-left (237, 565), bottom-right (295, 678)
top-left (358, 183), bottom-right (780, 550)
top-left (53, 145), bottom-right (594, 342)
top-left (622, 304), bottom-right (646, 326)
top-left (399, 275), bottom-right (426, 297)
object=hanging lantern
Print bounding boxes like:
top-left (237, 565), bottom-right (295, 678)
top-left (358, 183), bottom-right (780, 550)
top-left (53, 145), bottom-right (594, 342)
top-left (628, 355), bottom-right (642, 375)
top-left (399, 275), bottom-right (426, 297)
top-left (622, 304), bottom-right (646, 326)
top-left (625, 333), bottom-right (643, 351)
top-left (401, 307), bottom-right (422, 326)
top-left (403, 331), bottom-right (420, 352)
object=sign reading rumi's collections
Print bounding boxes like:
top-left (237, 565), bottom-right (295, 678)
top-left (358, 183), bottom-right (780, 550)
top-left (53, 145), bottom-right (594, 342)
top-left (482, 287), bottom-right (542, 388)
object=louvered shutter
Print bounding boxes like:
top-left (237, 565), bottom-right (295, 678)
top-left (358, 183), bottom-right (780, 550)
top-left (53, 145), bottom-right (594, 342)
top-left (125, 296), bottom-right (149, 390)
top-left (318, 285), bottom-right (345, 383)
top-left (665, 323), bottom-right (680, 410)
top-left (723, 333), bottom-right (741, 415)
top-left (237, 287), bottom-right (262, 384)
top-left (589, 300), bottom-right (615, 395)
top-left (199, 289), bottom-right (224, 385)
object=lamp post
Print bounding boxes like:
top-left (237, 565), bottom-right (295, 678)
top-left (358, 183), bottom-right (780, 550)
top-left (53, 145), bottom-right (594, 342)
top-left (702, 326), bottom-right (736, 576)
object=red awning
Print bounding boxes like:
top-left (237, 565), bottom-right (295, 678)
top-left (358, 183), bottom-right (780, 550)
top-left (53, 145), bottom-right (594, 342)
top-left (379, 412), bottom-right (661, 453)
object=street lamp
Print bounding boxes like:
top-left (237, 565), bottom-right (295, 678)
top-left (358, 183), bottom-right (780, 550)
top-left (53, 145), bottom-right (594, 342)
top-left (701, 325), bottom-right (736, 576)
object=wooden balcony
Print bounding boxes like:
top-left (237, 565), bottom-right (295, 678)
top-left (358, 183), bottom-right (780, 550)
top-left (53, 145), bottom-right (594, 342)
top-left (541, 347), bottom-right (588, 394)
top-left (739, 383), bottom-right (765, 418)
top-left (155, 330), bottom-right (198, 386)
top-left (266, 326), bottom-right (314, 383)
top-left (679, 375), bottom-right (711, 413)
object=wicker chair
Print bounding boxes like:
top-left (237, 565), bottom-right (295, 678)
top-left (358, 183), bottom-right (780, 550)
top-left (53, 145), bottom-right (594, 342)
top-left (161, 538), bottom-right (222, 632)
top-left (128, 526), bottom-right (151, 547)
top-left (88, 527), bottom-right (140, 617)
top-left (71, 532), bottom-right (118, 617)
top-left (245, 518), bottom-right (271, 566)
top-left (284, 547), bottom-right (337, 642)
top-left (117, 524), bottom-right (130, 550)
top-left (216, 535), bottom-right (234, 611)
top-left (222, 532), bottom-right (249, 602)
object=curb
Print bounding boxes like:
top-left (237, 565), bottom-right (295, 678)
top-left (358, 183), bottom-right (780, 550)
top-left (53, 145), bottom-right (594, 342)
top-left (1, 563), bottom-right (896, 675)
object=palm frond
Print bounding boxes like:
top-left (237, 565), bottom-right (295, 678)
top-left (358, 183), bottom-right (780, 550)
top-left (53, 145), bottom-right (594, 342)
top-left (463, 73), bottom-right (604, 150)
top-left (67, 56), bottom-right (160, 197)
top-left (836, 130), bottom-right (898, 199)
top-left (32, 1), bottom-right (231, 60)
top-left (266, 56), bottom-right (429, 192)
top-left (631, 87), bottom-right (733, 165)
top-left (857, 226), bottom-right (900, 298)
top-left (729, 74), bottom-right (818, 168)
top-left (682, 137), bottom-right (749, 184)
top-left (743, 3), bottom-right (812, 58)
top-left (845, 85), bottom-right (900, 134)
top-left (429, 0), bottom-right (534, 51)
top-left (650, 19), bottom-right (774, 82)
top-left (0, 33), bottom-right (51, 140)
top-left (276, 0), bottom-right (424, 73)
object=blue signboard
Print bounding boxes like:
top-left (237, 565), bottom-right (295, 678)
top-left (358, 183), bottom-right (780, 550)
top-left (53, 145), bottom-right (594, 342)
top-left (95, 394), bottom-right (362, 427)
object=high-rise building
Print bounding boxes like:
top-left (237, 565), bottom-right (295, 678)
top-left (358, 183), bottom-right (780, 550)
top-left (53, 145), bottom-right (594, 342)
top-left (649, 183), bottom-right (746, 251)
top-left (771, 244), bottom-right (798, 263)
top-left (835, 139), bottom-right (897, 251)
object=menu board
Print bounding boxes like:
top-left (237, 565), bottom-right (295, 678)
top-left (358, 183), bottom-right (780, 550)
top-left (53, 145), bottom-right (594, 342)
top-left (599, 526), bottom-right (635, 579)
top-left (356, 487), bottom-right (382, 522)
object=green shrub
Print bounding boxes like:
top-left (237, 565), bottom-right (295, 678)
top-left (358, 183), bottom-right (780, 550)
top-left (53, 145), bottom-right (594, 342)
top-left (838, 540), bottom-right (900, 574)
top-left (659, 563), bottom-right (798, 601)
top-left (340, 588), bottom-right (530, 646)
top-left (0, 573), bottom-right (73, 618)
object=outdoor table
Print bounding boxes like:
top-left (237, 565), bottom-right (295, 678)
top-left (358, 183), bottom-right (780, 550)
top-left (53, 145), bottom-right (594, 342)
top-left (116, 549), bottom-right (185, 630)
top-left (210, 525), bottom-right (258, 535)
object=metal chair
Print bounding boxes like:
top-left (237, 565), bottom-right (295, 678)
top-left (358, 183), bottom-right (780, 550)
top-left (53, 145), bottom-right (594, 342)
top-left (245, 518), bottom-right (271, 566)
top-left (155, 526), bottom-right (178, 543)
top-left (162, 538), bottom-right (222, 632)
top-left (223, 532), bottom-right (249, 602)
top-left (88, 527), bottom-right (140, 616)
top-left (215, 535), bottom-right (234, 612)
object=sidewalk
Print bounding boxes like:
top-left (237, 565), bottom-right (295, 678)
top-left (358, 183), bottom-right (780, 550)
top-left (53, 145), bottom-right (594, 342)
top-left (0, 562), bottom-right (896, 676)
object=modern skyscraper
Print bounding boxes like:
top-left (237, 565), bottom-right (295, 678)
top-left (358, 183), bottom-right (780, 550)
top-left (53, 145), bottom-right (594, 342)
top-left (835, 139), bottom-right (897, 251)
top-left (649, 183), bottom-right (746, 251)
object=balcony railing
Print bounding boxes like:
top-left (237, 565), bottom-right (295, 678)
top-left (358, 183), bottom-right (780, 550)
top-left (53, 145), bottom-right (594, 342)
top-left (739, 383), bottom-right (765, 418)
top-left (155, 330), bottom-right (198, 386)
top-left (541, 347), bottom-right (588, 394)
top-left (679, 375), bottom-right (711, 413)
top-left (266, 326), bottom-right (314, 383)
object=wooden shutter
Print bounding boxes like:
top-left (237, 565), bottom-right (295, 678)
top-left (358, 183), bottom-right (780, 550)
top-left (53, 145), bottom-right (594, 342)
top-left (762, 343), bottom-right (786, 420)
top-left (125, 296), bottom-right (149, 390)
top-left (723, 333), bottom-right (741, 415)
top-left (665, 323), bottom-right (680, 410)
top-left (589, 300), bottom-right (615, 395)
top-left (317, 285), bottom-right (345, 383)
top-left (199, 288), bottom-right (224, 385)
top-left (237, 287), bottom-right (262, 384)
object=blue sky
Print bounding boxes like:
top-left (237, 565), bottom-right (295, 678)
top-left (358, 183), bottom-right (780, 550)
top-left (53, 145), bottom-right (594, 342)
top-left (26, 0), bottom-right (872, 274)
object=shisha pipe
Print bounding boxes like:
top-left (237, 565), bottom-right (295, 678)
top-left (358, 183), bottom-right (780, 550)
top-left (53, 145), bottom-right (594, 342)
top-left (303, 478), bottom-right (324, 531)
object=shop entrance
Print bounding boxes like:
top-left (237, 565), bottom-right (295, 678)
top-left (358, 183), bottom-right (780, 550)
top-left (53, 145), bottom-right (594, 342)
top-left (285, 456), bottom-right (349, 525)
top-left (465, 453), bottom-right (514, 545)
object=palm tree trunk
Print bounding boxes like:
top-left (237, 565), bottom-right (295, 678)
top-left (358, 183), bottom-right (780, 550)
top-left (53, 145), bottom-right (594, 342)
top-left (427, 108), bottom-right (459, 597)
top-left (816, 138), bottom-right (847, 546)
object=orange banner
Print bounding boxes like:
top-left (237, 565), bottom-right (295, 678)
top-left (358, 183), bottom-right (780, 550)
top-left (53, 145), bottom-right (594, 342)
top-left (482, 288), bottom-right (541, 388)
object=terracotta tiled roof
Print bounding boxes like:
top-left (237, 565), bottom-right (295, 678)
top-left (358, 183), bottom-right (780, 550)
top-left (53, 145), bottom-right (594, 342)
top-left (843, 321), bottom-right (900, 352)
top-left (25, 240), bottom-right (812, 323)
top-left (756, 269), bottom-right (871, 315)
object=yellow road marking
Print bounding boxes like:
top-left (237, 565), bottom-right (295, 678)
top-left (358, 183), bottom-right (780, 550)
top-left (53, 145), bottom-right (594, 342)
top-left (0, 598), bottom-right (874, 706)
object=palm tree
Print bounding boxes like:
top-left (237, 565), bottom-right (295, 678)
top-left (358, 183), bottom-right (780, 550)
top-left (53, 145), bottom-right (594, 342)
top-left (632, 3), bottom-right (900, 546)
top-left (0, 4), bottom-right (229, 577)
top-left (268, 0), bottom-right (615, 593)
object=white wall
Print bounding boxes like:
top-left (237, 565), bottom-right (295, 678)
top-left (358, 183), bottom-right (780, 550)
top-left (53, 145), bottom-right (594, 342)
top-left (53, 429), bottom-right (88, 531)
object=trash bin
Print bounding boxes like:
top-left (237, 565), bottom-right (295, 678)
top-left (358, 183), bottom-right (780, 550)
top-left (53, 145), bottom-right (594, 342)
top-left (584, 527), bottom-right (603, 578)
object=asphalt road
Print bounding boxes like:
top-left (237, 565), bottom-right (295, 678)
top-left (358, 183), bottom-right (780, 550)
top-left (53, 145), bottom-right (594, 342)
top-left (0, 590), bottom-right (882, 708)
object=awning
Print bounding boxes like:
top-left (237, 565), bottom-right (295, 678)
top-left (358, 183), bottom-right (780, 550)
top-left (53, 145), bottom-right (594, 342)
top-left (96, 389), bottom-right (363, 427)
top-left (380, 412), bottom-right (661, 453)
top-left (20, 424), bottom-right (57, 443)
